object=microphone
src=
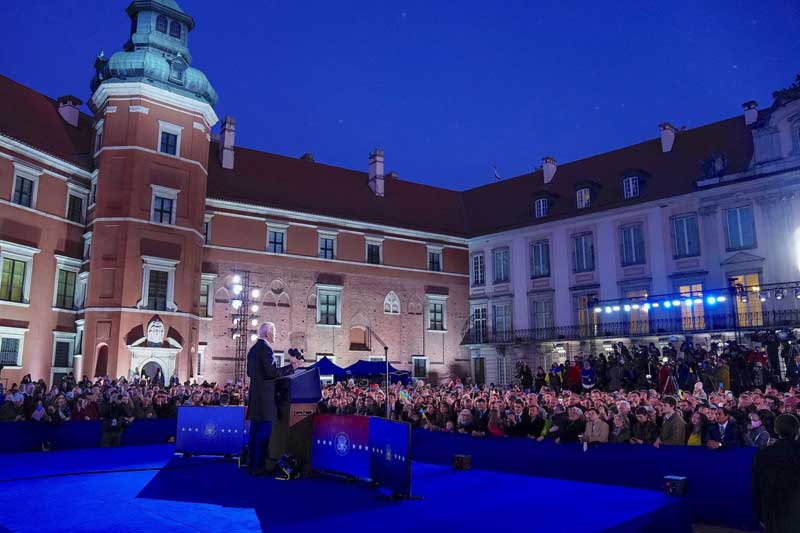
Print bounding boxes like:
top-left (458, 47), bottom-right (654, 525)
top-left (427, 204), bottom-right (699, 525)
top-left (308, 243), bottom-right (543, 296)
top-left (288, 348), bottom-right (305, 362)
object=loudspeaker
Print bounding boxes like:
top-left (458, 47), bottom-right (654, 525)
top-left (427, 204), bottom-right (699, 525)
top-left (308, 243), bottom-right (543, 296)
top-left (453, 454), bottom-right (472, 470)
top-left (663, 475), bottom-right (687, 497)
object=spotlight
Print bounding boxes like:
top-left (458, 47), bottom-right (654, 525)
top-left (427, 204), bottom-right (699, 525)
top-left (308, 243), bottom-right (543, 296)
top-left (232, 299), bottom-right (242, 309)
top-left (594, 307), bottom-right (602, 313)
top-left (651, 302), bottom-right (660, 308)
top-left (663, 301), bottom-right (672, 309)
top-left (250, 333), bottom-right (258, 342)
top-left (740, 294), bottom-right (748, 303)
top-left (251, 304), bottom-right (259, 313)
top-left (706, 296), bottom-right (717, 305)
top-left (232, 318), bottom-right (239, 326)
top-left (684, 299), bottom-right (693, 306)
top-left (760, 293), bottom-right (767, 302)
top-left (662, 356), bottom-right (669, 364)
top-left (693, 298), bottom-right (703, 305)
top-left (232, 332), bottom-right (240, 339)
top-left (604, 306), bottom-right (612, 314)
top-left (632, 304), bottom-right (640, 310)
top-left (642, 303), bottom-right (650, 311)
top-left (775, 289), bottom-right (785, 300)
top-left (671, 300), bottom-right (681, 306)
top-left (794, 288), bottom-right (800, 299)
top-left (612, 305), bottom-right (620, 312)
top-left (232, 274), bottom-right (241, 284)
top-left (233, 284), bottom-right (243, 295)
top-left (717, 295), bottom-right (727, 303)
top-left (623, 304), bottom-right (631, 312)
top-left (251, 289), bottom-right (261, 299)
top-left (251, 318), bottom-right (258, 326)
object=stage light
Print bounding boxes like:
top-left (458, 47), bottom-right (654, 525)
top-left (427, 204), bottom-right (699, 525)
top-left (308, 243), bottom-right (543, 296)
top-left (663, 301), bottom-right (672, 309)
top-left (693, 298), bottom-right (703, 305)
top-left (232, 332), bottom-right (240, 339)
top-left (612, 305), bottom-right (620, 312)
top-left (232, 318), bottom-right (239, 326)
top-left (760, 293), bottom-right (768, 302)
top-left (251, 318), bottom-right (258, 326)
top-left (706, 296), bottom-right (717, 305)
top-left (740, 294), bottom-right (748, 303)
top-left (232, 299), bottom-right (242, 309)
top-left (795, 288), bottom-right (800, 299)
top-left (717, 295), bottom-right (727, 303)
top-left (671, 300), bottom-right (681, 306)
top-left (684, 299), bottom-right (693, 306)
top-left (775, 289), bottom-right (785, 300)
top-left (642, 303), bottom-right (650, 311)
top-left (604, 306), bottom-right (612, 313)
top-left (594, 307), bottom-right (602, 313)
top-left (232, 274), bottom-right (241, 284)
top-left (623, 304), bottom-right (631, 312)
top-left (250, 333), bottom-right (258, 342)
top-left (251, 289), bottom-right (261, 299)
top-left (662, 357), bottom-right (669, 364)
top-left (232, 284), bottom-right (243, 295)
top-left (651, 302), bottom-right (660, 308)
top-left (632, 304), bottom-right (640, 310)
top-left (251, 304), bottom-right (260, 313)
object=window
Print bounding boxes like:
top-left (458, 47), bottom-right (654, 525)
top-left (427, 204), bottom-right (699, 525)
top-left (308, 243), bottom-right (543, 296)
top-left (534, 198), bottom-right (549, 218)
top-left (493, 248), bottom-right (510, 283)
top-left (530, 240), bottom-right (550, 278)
top-left (51, 333), bottom-right (76, 386)
top-left (471, 305), bottom-right (487, 343)
top-left (427, 296), bottom-right (447, 331)
top-left (53, 340), bottom-right (72, 369)
top-left (731, 273), bottom-right (763, 327)
top-left (0, 326), bottom-right (26, 367)
top-left (573, 233), bottom-right (595, 272)
top-left (412, 356), bottom-right (428, 378)
top-left (147, 270), bottom-right (169, 311)
top-left (0, 258), bottom-right (26, 303)
top-left (318, 233), bottom-right (337, 259)
top-left (620, 225), bottom-right (646, 266)
top-left (268, 227), bottom-right (286, 254)
top-left (679, 284), bottom-right (705, 331)
top-left (366, 242), bottom-right (382, 265)
top-left (622, 176), bottom-right (640, 199)
top-left (156, 15), bottom-right (168, 33)
top-left (492, 302), bottom-right (513, 339)
top-left (576, 188), bottom-right (591, 209)
top-left (150, 185), bottom-right (179, 225)
top-left (197, 346), bottom-right (206, 376)
top-left (575, 292), bottom-right (598, 337)
top-left (94, 120), bottom-right (104, 154)
top-left (725, 206), bottom-right (756, 250)
top-left (383, 291), bottom-right (400, 314)
top-left (90, 178), bottom-right (97, 206)
top-left (138, 256), bottom-right (178, 312)
top-left (471, 253), bottom-right (485, 286)
top-left (55, 270), bottom-right (77, 309)
top-left (672, 214), bottom-right (700, 258)
top-left (427, 248), bottom-right (443, 272)
top-left (529, 298), bottom-right (553, 330)
top-left (12, 175), bottom-right (35, 208)
top-left (199, 273), bottom-right (216, 318)
top-left (316, 285), bottom-right (342, 326)
top-left (67, 193), bottom-right (85, 223)
top-left (157, 121), bottom-right (182, 157)
top-left (83, 233), bottom-right (92, 261)
top-left (169, 20), bottom-right (181, 39)
top-left (203, 216), bottom-right (212, 245)
top-left (626, 289), bottom-right (649, 335)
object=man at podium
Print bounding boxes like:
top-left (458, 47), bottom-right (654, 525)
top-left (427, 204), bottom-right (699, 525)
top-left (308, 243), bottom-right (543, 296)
top-left (247, 321), bottom-right (299, 476)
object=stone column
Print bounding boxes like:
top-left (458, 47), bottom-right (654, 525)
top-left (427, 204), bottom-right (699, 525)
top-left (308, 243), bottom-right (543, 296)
top-left (73, 354), bottom-right (84, 380)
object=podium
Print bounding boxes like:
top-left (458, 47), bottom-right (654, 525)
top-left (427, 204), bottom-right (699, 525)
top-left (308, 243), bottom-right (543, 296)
top-left (266, 367), bottom-right (321, 469)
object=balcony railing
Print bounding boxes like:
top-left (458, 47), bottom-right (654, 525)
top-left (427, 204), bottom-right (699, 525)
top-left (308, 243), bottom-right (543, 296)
top-left (461, 310), bottom-right (800, 345)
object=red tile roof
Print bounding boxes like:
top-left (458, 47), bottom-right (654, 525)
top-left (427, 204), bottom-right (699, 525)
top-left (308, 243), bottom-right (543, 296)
top-left (0, 75), bottom-right (94, 170)
top-left (2, 75), bottom-right (757, 239)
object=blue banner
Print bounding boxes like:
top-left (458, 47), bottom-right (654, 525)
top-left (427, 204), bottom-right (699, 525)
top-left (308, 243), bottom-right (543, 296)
top-left (311, 414), bottom-right (370, 479)
top-left (368, 417), bottom-right (411, 497)
top-left (175, 406), bottom-right (246, 456)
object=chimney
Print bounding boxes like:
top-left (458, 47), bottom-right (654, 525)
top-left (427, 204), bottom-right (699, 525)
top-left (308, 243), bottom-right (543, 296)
top-left (299, 152), bottom-right (315, 162)
top-left (218, 116), bottom-right (236, 170)
top-left (57, 96), bottom-right (82, 128)
top-left (386, 170), bottom-right (400, 179)
top-left (542, 156), bottom-right (557, 184)
top-left (368, 148), bottom-right (385, 197)
top-left (742, 100), bottom-right (759, 126)
top-left (659, 122), bottom-right (677, 153)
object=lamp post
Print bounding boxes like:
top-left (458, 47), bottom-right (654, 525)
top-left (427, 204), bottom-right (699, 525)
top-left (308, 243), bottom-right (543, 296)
top-left (384, 345), bottom-right (390, 419)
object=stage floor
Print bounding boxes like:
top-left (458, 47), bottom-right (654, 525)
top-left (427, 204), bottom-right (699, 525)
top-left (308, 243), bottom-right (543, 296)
top-left (0, 445), bottom-right (687, 532)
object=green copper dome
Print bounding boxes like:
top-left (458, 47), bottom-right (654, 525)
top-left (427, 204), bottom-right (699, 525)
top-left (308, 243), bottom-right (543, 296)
top-left (91, 0), bottom-right (217, 107)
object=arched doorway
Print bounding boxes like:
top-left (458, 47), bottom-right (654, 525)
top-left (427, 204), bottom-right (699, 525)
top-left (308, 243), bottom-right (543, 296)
top-left (141, 360), bottom-right (165, 385)
top-left (94, 345), bottom-right (108, 377)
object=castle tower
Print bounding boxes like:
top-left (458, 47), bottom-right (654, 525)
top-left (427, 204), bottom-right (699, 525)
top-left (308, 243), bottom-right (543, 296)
top-left (84, 0), bottom-right (218, 380)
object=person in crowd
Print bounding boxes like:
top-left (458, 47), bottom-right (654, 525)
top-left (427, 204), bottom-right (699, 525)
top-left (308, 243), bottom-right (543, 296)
top-left (506, 399), bottom-right (533, 437)
top-left (581, 360), bottom-right (596, 392)
top-left (686, 412), bottom-right (708, 446)
top-left (556, 406), bottom-right (586, 444)
top-left (608, 414), bottom-right (631, 443)
top-left (751, 413), bottom-right (800, 533)
top-left (583, 407), bottom-right (609, 444)
top-left (654, 396), bottom-right (686, 447)
top-left (744, 411), bottom-right (771, 448)
top-left (630, 407), bottom-right (658, 445)
top-left (705, 407), bottom-right (744, 449)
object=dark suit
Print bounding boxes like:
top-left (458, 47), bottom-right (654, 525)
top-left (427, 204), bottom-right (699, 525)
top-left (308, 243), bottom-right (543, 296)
top-left (752, 438), bottom-right (800, 533)
top-left (704, 420), bottom-right (744, 448)
top-left (246, 339), bottom-right (293, 474)
top-left (506, 413), bottom-right (534, 437)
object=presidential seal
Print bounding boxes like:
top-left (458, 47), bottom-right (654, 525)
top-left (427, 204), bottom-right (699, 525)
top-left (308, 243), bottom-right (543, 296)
top-left (334, 431), bottom-right (351, 456)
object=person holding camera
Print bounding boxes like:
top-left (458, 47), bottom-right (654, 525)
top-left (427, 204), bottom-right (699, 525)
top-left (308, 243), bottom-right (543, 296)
top-left (100, 391), bottom-right (134, 447)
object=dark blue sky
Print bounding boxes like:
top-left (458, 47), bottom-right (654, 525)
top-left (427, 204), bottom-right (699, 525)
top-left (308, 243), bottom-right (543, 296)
top-left (1, 1), bottom-right (798, 190)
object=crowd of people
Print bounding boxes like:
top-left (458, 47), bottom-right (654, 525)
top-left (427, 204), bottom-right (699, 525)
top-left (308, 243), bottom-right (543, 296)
top-left (317, 338), bottom-right (800, 449)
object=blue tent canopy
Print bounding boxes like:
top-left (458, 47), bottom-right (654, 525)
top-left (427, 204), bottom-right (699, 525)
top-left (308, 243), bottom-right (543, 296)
top-left (344, 360), bottom-right (411, 384)
top-left (309, 356), bottom-right (346, 378)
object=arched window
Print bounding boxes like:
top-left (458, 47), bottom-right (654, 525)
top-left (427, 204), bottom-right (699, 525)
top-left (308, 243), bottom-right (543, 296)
top-left (94, 345), bottom-right (109, 377)
top-left (383, 291), bottom-right (400, 315)
top-left (156, 15), bottom-right (168, 34)
top-left (169, 20), bottom-right (182, 39)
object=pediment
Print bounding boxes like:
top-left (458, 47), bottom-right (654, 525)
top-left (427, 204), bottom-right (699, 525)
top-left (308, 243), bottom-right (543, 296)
top-left (721, 251), bottom-right (765, 265)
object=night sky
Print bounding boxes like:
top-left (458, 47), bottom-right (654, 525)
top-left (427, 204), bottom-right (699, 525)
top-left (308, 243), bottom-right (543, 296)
top-left (0, 1), bottom-right (797, 190)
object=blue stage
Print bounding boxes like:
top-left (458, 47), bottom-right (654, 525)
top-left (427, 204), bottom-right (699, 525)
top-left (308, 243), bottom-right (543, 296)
top-left (0, 444), bottom-right (687, 532)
